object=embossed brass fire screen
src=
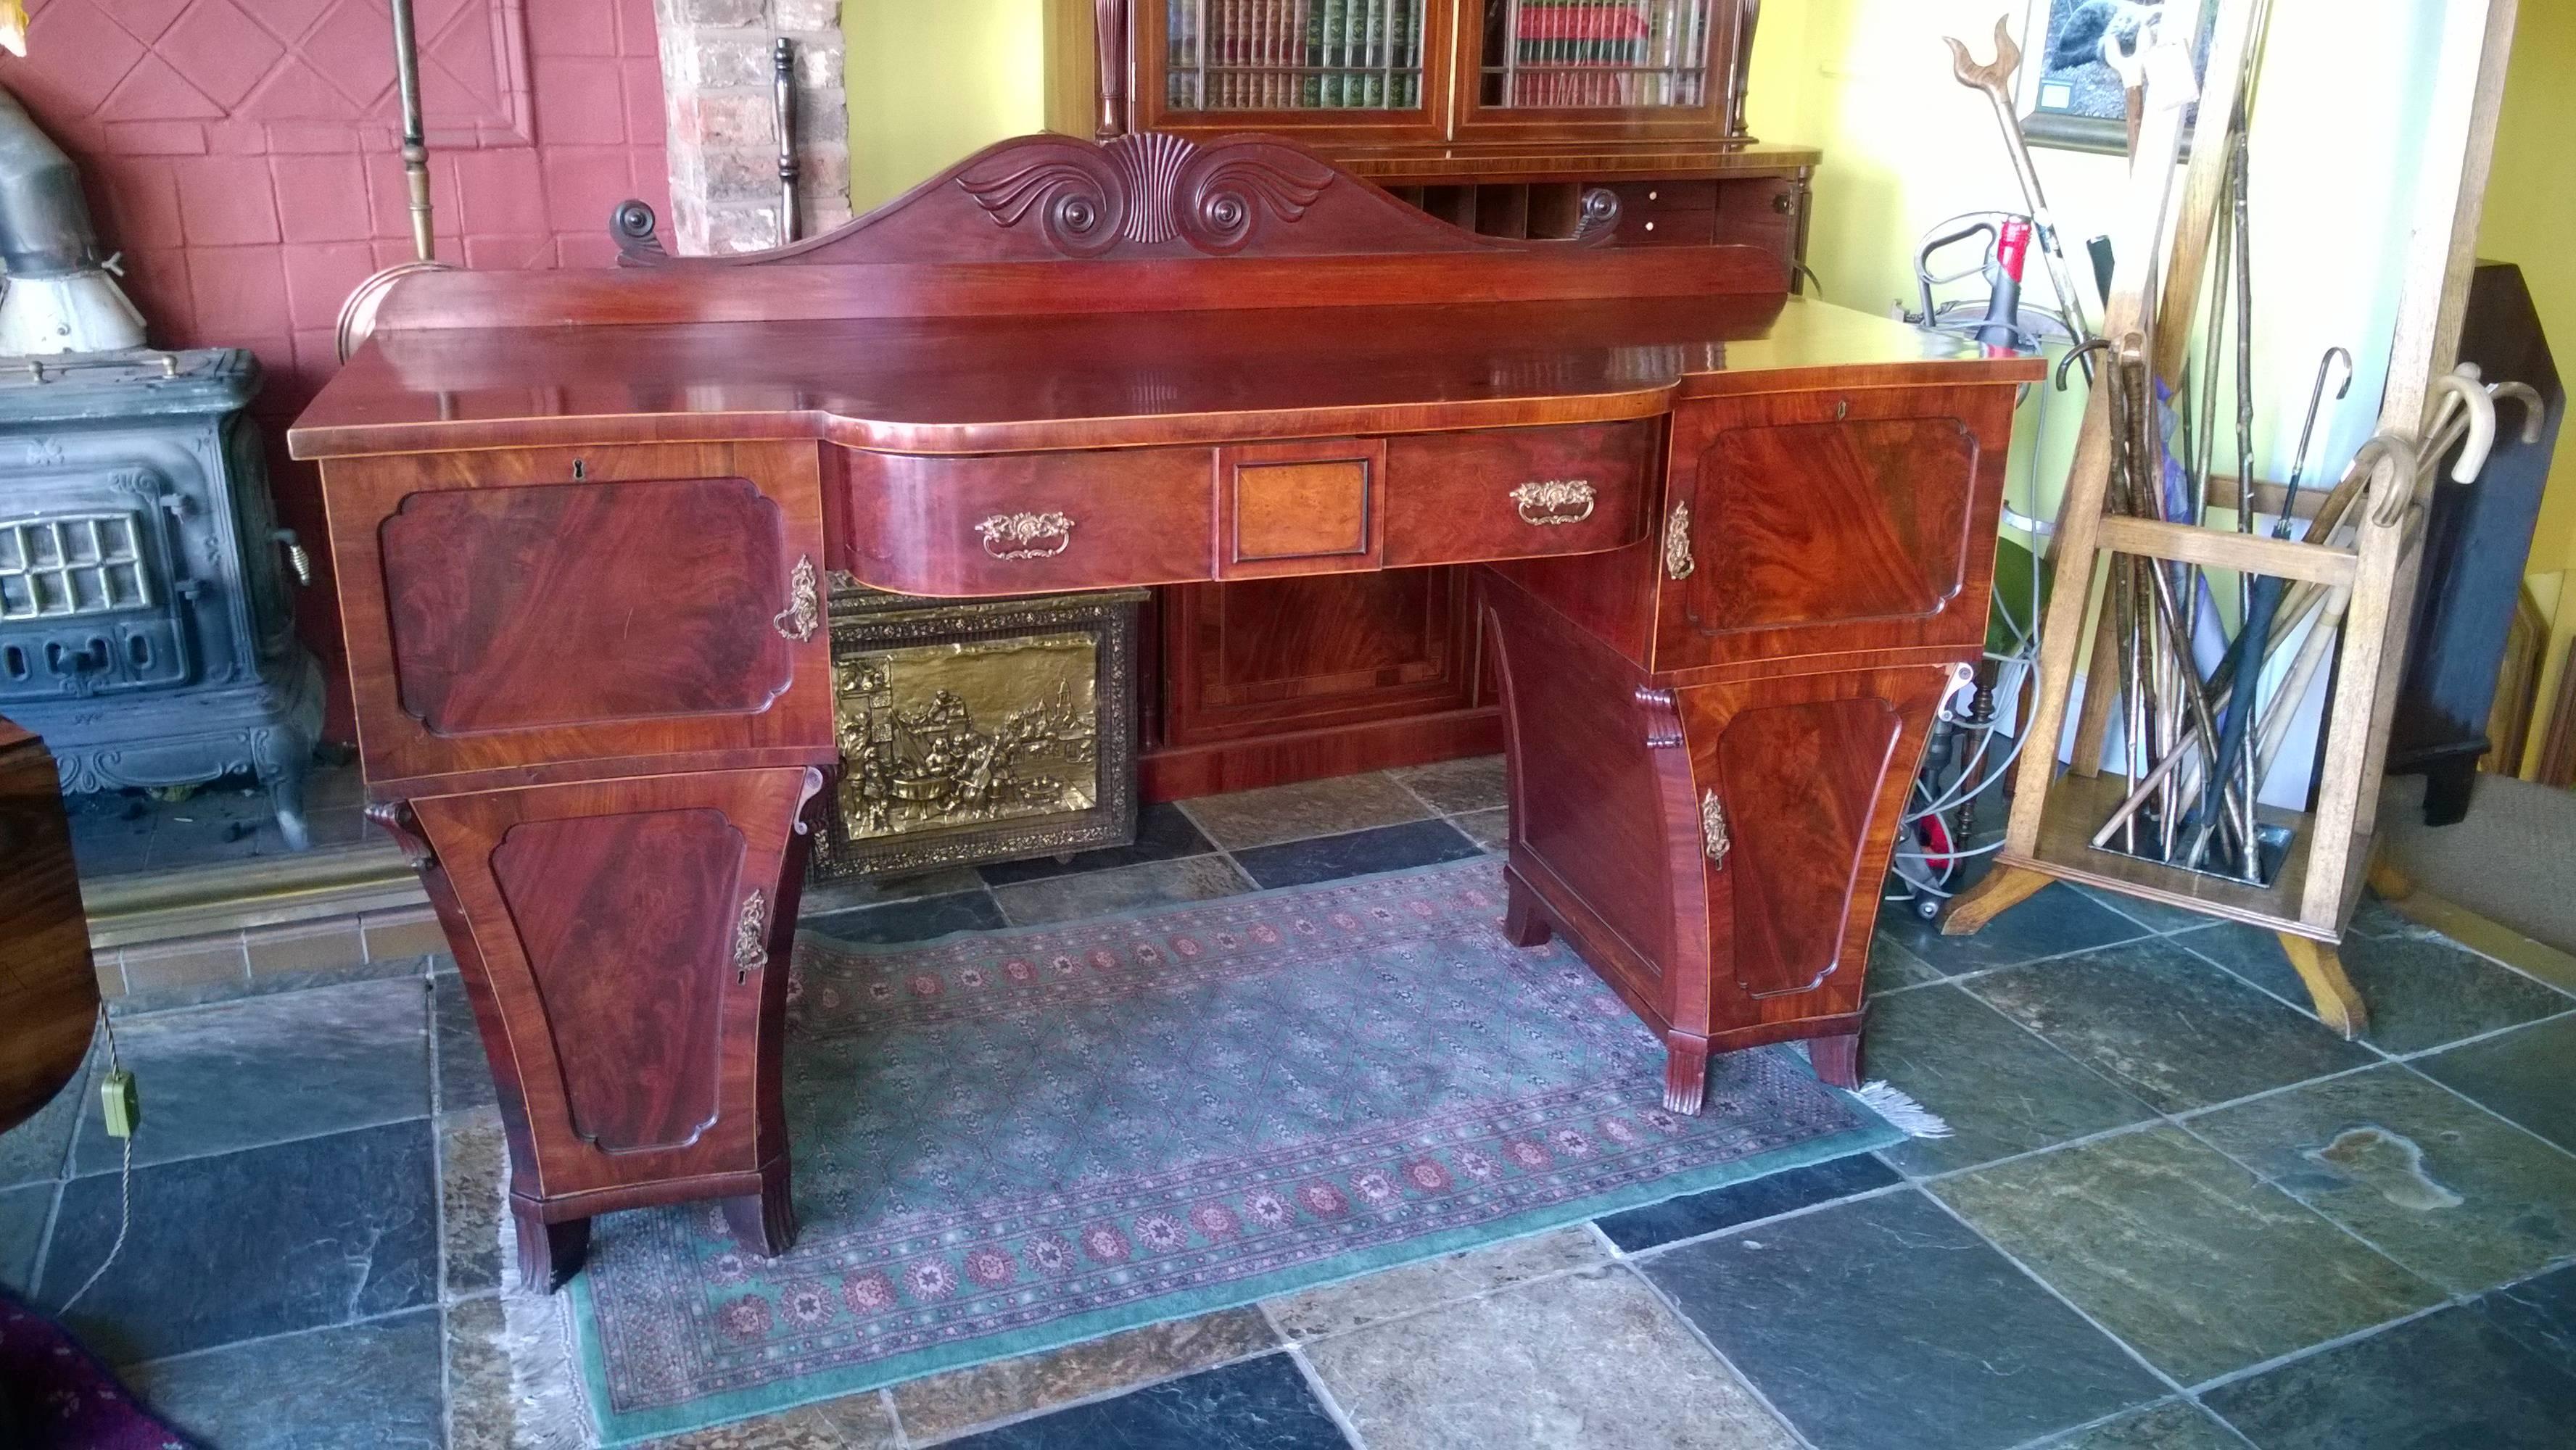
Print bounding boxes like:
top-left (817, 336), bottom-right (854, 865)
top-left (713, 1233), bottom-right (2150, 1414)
top-left (807, 582), bottom-right (1147, 880)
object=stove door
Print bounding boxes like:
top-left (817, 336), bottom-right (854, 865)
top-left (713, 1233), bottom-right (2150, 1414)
top-left (0, 505), bottom-right (194, 703)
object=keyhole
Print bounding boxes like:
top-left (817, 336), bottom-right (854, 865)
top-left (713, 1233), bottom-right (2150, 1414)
top-left (571, 458), bottom-right (587, 481)
top-left (1833, 399), bottom-right (1849, 420)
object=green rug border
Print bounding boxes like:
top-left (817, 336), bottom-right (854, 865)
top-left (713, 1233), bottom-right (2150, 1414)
top-left (570, 858), bottom-right (1907, 1444)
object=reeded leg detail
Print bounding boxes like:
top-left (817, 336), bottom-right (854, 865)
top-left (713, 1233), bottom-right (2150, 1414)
top-left (1809, 1031), bottom-right (1862, 1089)
top-left (511, 1198), bottom-right (591, 1294)
top-left (722, 1161), bottom-right (798, 1258)
top-left (1503, 875), bottom-right (1553, 948)
top-left (1662, 1032), bottom-right (1710, 1115)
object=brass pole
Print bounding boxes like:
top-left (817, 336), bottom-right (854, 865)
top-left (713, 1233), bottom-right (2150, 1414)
top-left (390, 0), bottom-right (433, 261)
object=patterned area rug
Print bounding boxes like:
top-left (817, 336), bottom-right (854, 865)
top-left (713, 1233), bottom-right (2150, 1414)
top-left (566, 859), bottom-right (1902, 1443)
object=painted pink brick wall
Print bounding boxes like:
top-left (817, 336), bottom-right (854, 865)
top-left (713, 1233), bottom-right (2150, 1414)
top-left (0, 0), bottom-right (672, 738)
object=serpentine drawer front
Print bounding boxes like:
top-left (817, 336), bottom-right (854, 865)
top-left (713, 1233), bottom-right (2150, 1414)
top-left (325, 441), bottom-right (833, 795)
top-left (837, 420), bottom-right (1658, 597)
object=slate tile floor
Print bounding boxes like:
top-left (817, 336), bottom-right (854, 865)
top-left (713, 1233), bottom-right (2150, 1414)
top-left (6, 762), bottom-right (2574, 1448)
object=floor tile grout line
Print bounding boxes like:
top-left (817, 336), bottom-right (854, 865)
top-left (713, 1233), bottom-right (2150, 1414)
top-left (2158, 1113), bottom-right (2456, 1296)
top-left (1883, 976), bottom-right (2168, 1132)
top-left (878, 1385), bottom-right (913, 1449)
top-left (1620, 1177), bottom-right (1921, 1263)
top-left (898, 1339), bottom-right (1295, 1449)
top-left (1265, 1246), bottom-right (1632, 1353)
top-left (2389, 1053), bottom-right (2576, 1167)
top-left (55, 1108), bottom-right (439, 1185)
top-left (2160, 929), bottom-right (2388, 1042)
top-left (1281, 1341), bottom-right (1374, 1450)
top-left (119, 1298), bottom-right (439, 1373)
top-left (2369, 899), bottom-right (2576, 1000)
top-left (2383, 1001), bottom-right (2576, 1065)
top-left (1910, 1184), bottom-right (2199, 1405)
top-left (103, 961), bottom-right (445, 1025)
top-left (1614, 1259), bottom-right (1824, 1450)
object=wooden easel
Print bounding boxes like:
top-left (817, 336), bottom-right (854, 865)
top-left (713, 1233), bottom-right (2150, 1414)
top-left (1944, 0), bottom-right (2523, 1038)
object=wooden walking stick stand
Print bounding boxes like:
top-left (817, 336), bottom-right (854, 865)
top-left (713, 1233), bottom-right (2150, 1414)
top-left (1943, 0), bottom-right (2523, 1039)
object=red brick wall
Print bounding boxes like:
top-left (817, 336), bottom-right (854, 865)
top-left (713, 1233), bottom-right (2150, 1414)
top-left (0, 0), bottom-right (674, 739)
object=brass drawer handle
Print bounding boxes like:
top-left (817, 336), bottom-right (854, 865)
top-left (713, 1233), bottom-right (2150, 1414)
top-left (1509, 479), bottom-right (1595, 526)
top-left (978, 511), bottom-right (1076, 560)
top-left (1664, 500), bottom-right (1695, 580)
top-left (773, 555), bottom-right (820, 641)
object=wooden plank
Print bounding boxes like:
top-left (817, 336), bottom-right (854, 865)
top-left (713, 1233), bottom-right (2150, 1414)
top-left (2094, 514), bottom-right (2357, 586)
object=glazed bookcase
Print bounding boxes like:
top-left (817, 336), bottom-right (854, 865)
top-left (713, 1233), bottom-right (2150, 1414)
top-left (1124, 0), bottom-right (1757, 143)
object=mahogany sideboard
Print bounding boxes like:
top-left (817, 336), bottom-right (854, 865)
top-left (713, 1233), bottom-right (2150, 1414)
top-left (289, 132), bottom-right (2036, 1289)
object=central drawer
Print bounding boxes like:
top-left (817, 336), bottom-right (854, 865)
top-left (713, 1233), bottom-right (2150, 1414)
top-left (832, 418), bottom-right (1659, 598)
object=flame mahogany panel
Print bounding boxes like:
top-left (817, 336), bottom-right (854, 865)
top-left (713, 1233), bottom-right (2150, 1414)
top-left (381, 478), bottom-right (796, 736)
top-left (324, 442), bottom-right (835, 799)
top-left (408, 767), bottom-right (816, 1288)
top-left (491, 807), bottom-right (744, 1155)
top-left (1714, 697), bottom-right (1904, 1000)
top-left (1656, 385), bottom-right (2010, 674)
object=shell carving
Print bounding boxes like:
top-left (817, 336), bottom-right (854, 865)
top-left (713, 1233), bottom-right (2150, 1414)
top-left (959, 133), bottom-right (1334, 257)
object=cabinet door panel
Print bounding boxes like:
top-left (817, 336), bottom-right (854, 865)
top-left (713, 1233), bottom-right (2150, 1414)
top-left (327, 442), bottom-right (834, 794)
top-left (1714, 697), bottom-right (1901, 999)
top-left (1655, 385), bottom-right (2014, 672)
top-left (414, 767), bottom-right (811, 1202)
top-left (383, 478), bottom-right (793, 734)
top-left (1677, 664), bottom-right (1951, 1043)
top-left (491, 807), bottom-right (743, 1154)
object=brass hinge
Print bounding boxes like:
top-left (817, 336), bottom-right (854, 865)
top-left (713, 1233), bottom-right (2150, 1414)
top-left (1700, 790), bottom-right (1731, 868)
top-left (1664, 500), bottom-right (1695, 581)
top-left (733, 889), bottom-right (770, 982)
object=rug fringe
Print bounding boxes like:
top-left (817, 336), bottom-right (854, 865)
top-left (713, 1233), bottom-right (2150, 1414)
top-left (498, 1169), bottom-right (596, 1448)
top-left (1852, 1080), bottom-right (1953, 1139)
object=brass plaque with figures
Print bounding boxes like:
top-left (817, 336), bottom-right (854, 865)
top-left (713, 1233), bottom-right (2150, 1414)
top-left (808, 584), bottom-right (1146, 879)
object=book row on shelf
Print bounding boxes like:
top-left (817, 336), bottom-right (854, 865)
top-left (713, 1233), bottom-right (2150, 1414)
top-left (1165, 0), bottom-right (1430, 111)
top-left (1487, 0), bottom-right (1713, 109)
top-left (1159, 1), bottom-right (1717, 114)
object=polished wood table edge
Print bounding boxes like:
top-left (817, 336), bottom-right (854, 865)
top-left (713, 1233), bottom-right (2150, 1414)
top-left (285, 392), bottom-right (1685, 463)
top-left (1677, 357), bottom-right (2047, 398)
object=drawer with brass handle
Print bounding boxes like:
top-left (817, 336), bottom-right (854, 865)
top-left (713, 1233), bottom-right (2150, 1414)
top-left (839, 447), bottom-right (1214, 596)
top-left (1385, 420), bottom-right (1655, 567)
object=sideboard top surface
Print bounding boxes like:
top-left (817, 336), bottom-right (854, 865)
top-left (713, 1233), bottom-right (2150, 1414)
top-left (292, 294), bottom-right (2033, 460)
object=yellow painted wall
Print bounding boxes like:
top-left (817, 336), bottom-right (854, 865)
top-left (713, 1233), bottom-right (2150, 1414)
top-left (843, 0), bottom-right (1053, 213)
top-left (2477, 1), bottom-right (2576, 775)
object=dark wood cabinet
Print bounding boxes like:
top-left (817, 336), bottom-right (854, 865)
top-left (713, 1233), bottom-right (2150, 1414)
top-left (293, 131), bottom-right (2031, 1289)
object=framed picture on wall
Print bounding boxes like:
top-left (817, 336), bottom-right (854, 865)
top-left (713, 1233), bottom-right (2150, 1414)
top-left (2016, 0), bottom-right (2221, 153)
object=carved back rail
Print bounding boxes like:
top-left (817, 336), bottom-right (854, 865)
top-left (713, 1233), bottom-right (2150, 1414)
top-left (371, 132), bottom-right (1788, 335)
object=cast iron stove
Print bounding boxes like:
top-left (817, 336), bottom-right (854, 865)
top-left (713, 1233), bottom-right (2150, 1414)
top-left (0, 347), bottom-right (321, 848)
